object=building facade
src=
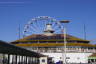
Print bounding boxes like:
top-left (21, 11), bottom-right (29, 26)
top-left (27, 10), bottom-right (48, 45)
top-left (11, 34), bottom-right (96, 63)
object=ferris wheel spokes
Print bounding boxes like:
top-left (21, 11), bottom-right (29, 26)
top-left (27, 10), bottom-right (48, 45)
top-left (23, 16), bottom-right (62, 37)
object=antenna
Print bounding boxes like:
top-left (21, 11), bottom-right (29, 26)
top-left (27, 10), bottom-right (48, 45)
top-left (18, 23), bottom-right (21, 39)
top-left (83, 21), bottom-right (87, 40)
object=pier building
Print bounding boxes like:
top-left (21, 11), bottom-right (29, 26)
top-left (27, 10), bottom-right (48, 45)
top-left (11, 16), bottom-right (96, 63)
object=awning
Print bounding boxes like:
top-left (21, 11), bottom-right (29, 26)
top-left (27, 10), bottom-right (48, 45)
top-left (0, 40), bottom-right (45, 57)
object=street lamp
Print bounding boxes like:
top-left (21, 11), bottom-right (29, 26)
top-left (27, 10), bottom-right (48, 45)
top-left (60, 20), bottom-right (70, 64)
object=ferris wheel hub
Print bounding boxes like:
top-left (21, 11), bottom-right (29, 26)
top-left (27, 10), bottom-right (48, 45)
top-left (44, 23), bottom-right (54, 36)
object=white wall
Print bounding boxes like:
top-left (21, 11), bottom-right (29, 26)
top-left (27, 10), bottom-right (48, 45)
top-left (42, 53), bottom-right (92, 63)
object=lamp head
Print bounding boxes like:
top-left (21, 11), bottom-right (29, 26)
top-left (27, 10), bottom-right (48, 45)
top-left (60, 20), bottom-right (70, 23)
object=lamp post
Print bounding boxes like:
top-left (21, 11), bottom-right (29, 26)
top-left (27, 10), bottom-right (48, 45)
top-left (60, 20), bottom-right (70, 64)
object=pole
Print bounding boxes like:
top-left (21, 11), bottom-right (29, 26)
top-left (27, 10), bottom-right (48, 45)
top-left (83, 21), bottom-right (86, 40)
top-left (64, 27), bottom-right (67, 64)
top-left (60, 20), bottom-right (70, 64)
top-left (18, 23), bottom-right (21, 39)
top-left (62, 24), bottom-right (67, 64)
top-left (63, 24), bottom-right (67, 64)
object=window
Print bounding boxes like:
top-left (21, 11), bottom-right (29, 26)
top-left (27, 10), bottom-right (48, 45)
top-left (42, 59), bottom-right (45, 62)
top-left (77, 57), bottom-right (80, 60)
top-left (66, 57), bottom-right (70, 59)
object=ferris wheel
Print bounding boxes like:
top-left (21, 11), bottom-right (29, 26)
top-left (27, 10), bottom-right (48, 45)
top-left (23, 16), bottom-right (62, 37)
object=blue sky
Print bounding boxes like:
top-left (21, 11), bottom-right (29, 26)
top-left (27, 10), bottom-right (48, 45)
top-left (0, 0), bottom-right (96, 43)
